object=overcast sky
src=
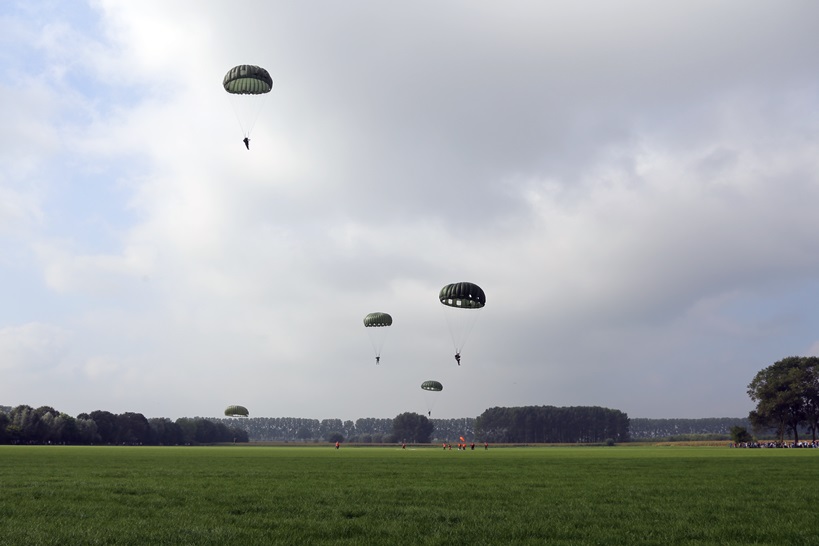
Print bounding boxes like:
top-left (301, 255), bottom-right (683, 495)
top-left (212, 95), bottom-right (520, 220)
top-left (3, 1), bottom-right (819, 421)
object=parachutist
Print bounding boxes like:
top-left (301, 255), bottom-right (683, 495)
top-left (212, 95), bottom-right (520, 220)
top-left (243, 137), bottom-right (250, 150)
top-left (375, 356), bottom-right (380, 365)
top-left (454, 352), bottom-right (461, 366)
top-left (428, 411), bottom-right (431, 417)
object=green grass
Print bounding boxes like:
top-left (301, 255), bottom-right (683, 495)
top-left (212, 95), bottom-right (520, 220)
top-left (1, 445), bottom-right (818, 544)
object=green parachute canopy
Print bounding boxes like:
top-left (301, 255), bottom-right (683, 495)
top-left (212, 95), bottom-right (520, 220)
top-left (421, 380), bottom-right (443, 392)
top-left (223, 64), bottom-right (273, 139)
top-left (223, 65), bottom-right (273, 95)
top-left (439, 282), bottom-right (486, 309)
top-left (224, 405), bottom-right (249, 417)
top-left (363, 312), bottom-right (393, 327)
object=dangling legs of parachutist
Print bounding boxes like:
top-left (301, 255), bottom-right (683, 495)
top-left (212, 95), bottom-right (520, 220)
top-left (454, 352), bottom-right (461, 366)
top-left (243, 137), bottom-right (250, 150)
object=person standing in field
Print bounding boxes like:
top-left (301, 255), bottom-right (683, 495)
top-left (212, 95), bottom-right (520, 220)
top-left (335, 441), bottom-right (340, 450)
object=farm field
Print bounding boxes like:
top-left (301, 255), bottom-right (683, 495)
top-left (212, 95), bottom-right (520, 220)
top-left (1, 445), bottom-right (818, 545)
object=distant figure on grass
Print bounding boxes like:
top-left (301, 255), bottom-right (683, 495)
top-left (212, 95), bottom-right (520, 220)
top-left (484, 441), bottom-right (488, 450)
top-left (335, 441), bottom-right (340, 450)
top-left (402, 443), bottom-right (406, 449)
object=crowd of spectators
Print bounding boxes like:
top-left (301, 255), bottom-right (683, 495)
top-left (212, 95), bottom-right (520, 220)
top-left (731, 440), bottom-right (819, 448)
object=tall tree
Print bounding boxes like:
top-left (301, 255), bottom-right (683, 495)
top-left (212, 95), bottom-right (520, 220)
top-left (747, 356), bottom-right (818, 444)
top-left (391, 412), bottom-right (434, 443)
top-left (89, 410), bottom-right (119, 444)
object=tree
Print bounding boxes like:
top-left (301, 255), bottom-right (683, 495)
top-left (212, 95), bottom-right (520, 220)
top-left (730, 426), bottom-right (753, 444)
top-left (0, 412), bottom-right (9, 444)
top-left (475, 406), bottom-right (630, 443)
top-left (149, 418), bottom-right (183, 445)
top-left (89, 410), bottom-right (119, 444)
top-left (51, 413), bottom-right (79, 443)
top-left (802, 358), bottom-right (819, 442)
top-left (391, 412), bottom-right (434, 443)
top-left (747, 356), bottom-right (817, 444)
top-left (296, 427), bottom-right (313, 442)
top-left (116, 412), bottom-right (152, 444)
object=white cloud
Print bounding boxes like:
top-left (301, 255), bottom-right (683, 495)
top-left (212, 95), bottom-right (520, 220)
top-left (0, 322), bottom-right (70, 372)
top-left (2, 1), bottom-right (819, 420)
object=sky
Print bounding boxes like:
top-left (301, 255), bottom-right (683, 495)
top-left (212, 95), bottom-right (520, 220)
top-left (2, 1), bottom-right (819, 421)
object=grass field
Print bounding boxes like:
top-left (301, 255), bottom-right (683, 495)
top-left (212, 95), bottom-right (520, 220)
top-left (1, 445), bottom-right (818, 545)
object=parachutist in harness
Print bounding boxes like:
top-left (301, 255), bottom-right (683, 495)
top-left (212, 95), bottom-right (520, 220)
top-left (454, 352), bottom-right (461, 366)
top-left (243, 137), bottom-right (250, 150)
top-left (375, 356), bottom-right (380, 365)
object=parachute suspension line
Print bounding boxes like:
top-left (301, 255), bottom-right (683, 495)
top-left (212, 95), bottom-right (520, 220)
top-left (440, 303), bottom-right (480, 353)
top-left (226, 92), bottom-right (269, 138)
top-left (366, 327), bottom-right (389, 359)
top-left (244, 92), bottom-right (269, 137)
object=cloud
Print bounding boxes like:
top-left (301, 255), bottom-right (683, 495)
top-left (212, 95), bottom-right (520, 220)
top-left (0, 322), bottom-right (70, 372)
top-left (2, 1), bottom-right (819, 420)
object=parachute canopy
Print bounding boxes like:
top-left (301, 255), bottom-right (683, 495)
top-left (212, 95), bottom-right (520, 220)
top-left (421, 380), bottom-right (443, 392)
top-left (363, 312), bottom-right (393, 327)
top-left (223, 65), bottom-right (273, 95)
top-left (224, 405), bottom-right (249, 417)
top-left (439, 282), bottom-right (486, 309)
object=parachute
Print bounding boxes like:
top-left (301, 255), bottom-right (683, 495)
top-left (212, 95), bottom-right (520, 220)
top-left (439, 282), bottom-right (485, 364)
top-left (224, 405), bottom-right (249, 417)
top-left (420, 380), bottom-right (443, 416)
top-left (364, 312), bottom-right (392, 364)
top-left (421, 380), bottom-right (443, 392)
top-left (223, 64), bottom-right (273, 142)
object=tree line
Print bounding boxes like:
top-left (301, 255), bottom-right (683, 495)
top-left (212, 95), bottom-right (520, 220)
top-left (223, 416), bottom-right (476, 443)
top-left (629, 417), bottom-right (752, 441)
top-left (475, 406), bottom-right (630, 443)
top-left (0, 405), bottom-right (248, 445)
top-left (3, 404), bottom-right (646, 445)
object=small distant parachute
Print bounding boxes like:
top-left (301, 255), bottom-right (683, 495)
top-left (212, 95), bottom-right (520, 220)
top-left (421, 380), bottom-right (443, 392)
top-left (224, 405), bottom-right (249, 417)
top-left (420, 380), bottom-right (443, 416)
top-left (439, 282), bottom-right (486, 364)
top-left (223, 64), bottom-right (273, 143)
top-left (364, 312), bottom-right (392, 364)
